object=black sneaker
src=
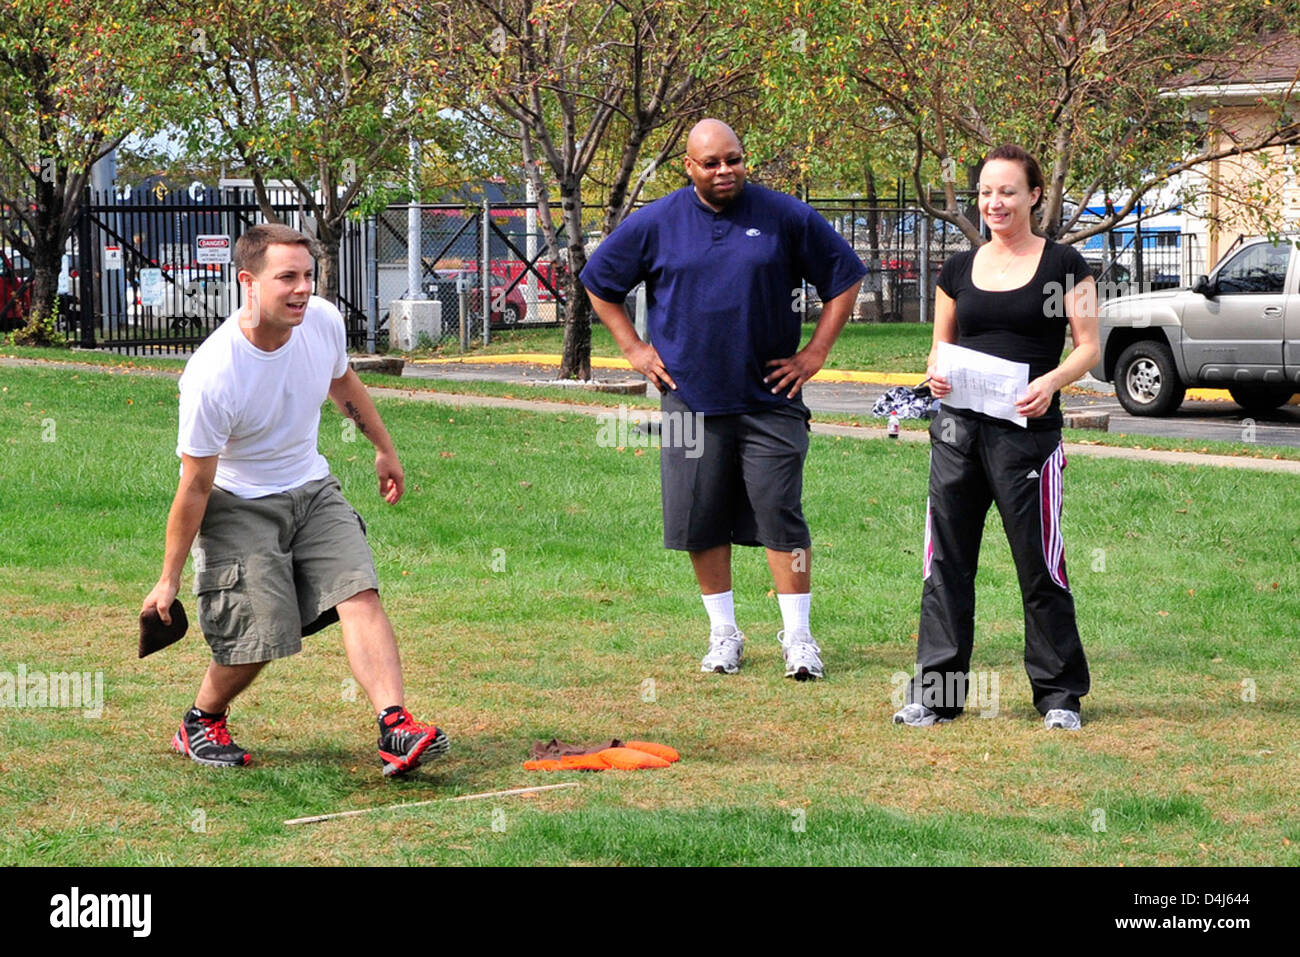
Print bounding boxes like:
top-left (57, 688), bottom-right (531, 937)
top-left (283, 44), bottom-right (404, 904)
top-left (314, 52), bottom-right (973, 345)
top-left (172, 707), bottom-right (252, 767)
top-left (378, 707), bottom-right (449, 777)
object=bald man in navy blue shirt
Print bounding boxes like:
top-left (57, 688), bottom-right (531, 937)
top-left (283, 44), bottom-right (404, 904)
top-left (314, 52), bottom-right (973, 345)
top-left (582, 119), bottom-right (865, 680)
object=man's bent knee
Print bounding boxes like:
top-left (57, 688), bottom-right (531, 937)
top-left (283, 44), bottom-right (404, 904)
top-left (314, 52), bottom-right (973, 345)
top-left (335, 588), bottom-right (385, 619)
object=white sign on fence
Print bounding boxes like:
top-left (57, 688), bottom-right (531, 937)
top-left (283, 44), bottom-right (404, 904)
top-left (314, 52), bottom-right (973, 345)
top-left (196, 235), bottom-right (232, 265)
top-left (104, 246), bottom-right (122, 270)
top-left (139, 268), bottom-right (165, 308)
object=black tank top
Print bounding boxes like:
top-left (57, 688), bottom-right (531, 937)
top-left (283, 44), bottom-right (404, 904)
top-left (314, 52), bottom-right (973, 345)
top-left (937, 240), bottom-right (1092, 431)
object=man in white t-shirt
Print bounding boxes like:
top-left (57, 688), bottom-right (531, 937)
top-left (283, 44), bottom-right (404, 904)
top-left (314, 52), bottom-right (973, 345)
top-left (141, 223), bottom-right (448, 776)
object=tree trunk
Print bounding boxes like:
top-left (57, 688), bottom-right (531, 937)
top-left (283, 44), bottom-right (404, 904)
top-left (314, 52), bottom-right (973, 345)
top-left (16, 194), bottom-right (70, 344)
top-left (30, 240), bottom-right (62, 316)
top-left (24, 242), bottom-right (63, 334)
top-left (558, 181), bottom-right (591, 380)
top-left (316, 220), bottom-right (342, 307)
top-left (560, 266), bottom-right (593, 381)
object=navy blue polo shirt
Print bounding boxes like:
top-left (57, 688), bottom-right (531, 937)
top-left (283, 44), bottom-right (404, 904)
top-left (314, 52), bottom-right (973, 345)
top-left (580, 183), bottom-right (866, 415)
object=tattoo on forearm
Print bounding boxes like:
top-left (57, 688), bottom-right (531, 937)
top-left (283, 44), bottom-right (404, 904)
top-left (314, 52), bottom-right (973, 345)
top-left (344, 400), bottom-right (371, 436)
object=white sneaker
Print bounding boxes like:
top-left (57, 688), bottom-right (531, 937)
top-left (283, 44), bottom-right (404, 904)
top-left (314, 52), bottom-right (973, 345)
top-left (778, 629), bottom-right (824, 681)
top-left (1044, 708), bottom-right (1082, 731)
top-left (701, 625), bottom-right (744, 674)
top-left (892, 702), bottom-right (951, 726)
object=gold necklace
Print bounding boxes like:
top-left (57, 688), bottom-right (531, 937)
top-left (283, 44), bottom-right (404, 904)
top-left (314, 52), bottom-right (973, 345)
top-left (991, 239), bottom-right (1034, 277)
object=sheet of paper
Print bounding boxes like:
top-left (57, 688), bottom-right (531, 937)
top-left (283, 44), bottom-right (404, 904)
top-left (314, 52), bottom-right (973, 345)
top-left (935, 341), bottom-right (1030, 428)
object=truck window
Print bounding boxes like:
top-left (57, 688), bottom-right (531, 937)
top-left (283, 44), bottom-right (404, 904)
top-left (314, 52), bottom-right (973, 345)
top-left (1215, 242), bottom-right (1290, 294)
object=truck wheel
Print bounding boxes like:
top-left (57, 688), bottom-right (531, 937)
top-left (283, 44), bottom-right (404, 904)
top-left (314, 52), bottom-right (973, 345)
top-left (1228, 384), bottom-right (1294, 416)
top-left (1114, 341), bottom-right (1186, 416)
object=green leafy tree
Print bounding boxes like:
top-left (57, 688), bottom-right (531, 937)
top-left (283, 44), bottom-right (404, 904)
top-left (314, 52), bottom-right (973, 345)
top-left (169, 0), bottom-right (451, 305)
top-left (747, 0), bottom-right (1300, 243)
top-left (0, 0), bottom-right (178, 342)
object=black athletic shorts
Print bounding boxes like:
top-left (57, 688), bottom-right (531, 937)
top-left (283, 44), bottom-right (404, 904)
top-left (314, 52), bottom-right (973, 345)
top-left (659, 391), bottom-right (811, 552)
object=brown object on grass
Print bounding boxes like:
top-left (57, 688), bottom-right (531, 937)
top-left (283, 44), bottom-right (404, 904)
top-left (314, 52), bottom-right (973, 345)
top-left (529, 738), bottom-right (622, 761)
top-left (138, 599), bottom-right (189, 658)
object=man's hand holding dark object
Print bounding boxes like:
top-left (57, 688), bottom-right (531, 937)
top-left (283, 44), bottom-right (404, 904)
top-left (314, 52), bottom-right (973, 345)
top-left (139, 598), bottom-right (188, 658)
top-left (142, 576), bottom-right (180, 626)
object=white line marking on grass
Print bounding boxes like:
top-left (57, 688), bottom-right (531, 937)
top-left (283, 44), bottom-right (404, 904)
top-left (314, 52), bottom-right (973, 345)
top-left (283, 782), bottom-right (581, 827)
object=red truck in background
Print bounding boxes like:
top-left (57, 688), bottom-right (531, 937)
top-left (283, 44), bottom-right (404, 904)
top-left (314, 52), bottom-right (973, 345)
top-left (1, 248), bottom-right (33, 331)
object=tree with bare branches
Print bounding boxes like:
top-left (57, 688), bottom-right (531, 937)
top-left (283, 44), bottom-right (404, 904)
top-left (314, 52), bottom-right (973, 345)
top-left (436, 0), bottom-right (755, 378)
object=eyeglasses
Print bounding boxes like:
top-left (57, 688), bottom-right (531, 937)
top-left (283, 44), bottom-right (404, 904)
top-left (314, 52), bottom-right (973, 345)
top-left (688, 154), bottom-right (745, 172)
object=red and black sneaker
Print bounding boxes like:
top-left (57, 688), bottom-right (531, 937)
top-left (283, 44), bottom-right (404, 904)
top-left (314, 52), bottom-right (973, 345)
top-left (172, 707), bottom-right (252, 767)
top-left (377, 707), bottom-right (450, 777)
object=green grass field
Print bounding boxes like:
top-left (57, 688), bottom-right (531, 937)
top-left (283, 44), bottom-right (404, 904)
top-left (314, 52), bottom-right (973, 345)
top-left (16, 346), bottom-right (1300, 460)
top-left (1, 363), bottom-right (1298, 865)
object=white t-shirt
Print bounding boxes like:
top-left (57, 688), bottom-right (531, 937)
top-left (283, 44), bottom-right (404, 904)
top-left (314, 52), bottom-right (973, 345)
top-left (177, 296), bottom-right (348, 498)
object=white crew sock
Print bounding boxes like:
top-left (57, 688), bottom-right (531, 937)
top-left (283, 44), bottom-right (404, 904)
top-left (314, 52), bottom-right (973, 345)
top-left (701, 590), bottom-right (736, 631)
top-left (778, 592), bottom-right (811, 635)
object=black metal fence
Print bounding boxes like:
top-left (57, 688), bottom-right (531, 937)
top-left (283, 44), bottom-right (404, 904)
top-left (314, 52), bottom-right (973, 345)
top-left (1076, 226), bottom-right (1207, 298)
top-left (810, 197), bottom-right (976, 323)
top-left (40, 187), bottom-right (326, 354)
top-left (3, 185), bottom-right (1213, 353)
top-left (46, 193), bottom-right (585, 354)
top-left (810, 197), bottom-right (1208, 316)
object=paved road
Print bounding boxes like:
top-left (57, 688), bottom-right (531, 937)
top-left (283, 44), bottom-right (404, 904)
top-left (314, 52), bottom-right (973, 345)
top-left (400, 360), bottom-right (1300, 449)
top-left (1066, 393), bottom-right (1300, 447)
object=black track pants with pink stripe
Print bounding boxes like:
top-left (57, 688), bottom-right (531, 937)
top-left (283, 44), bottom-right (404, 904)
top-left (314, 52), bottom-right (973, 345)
top-left (910, 407), bottom-right (1090, 718)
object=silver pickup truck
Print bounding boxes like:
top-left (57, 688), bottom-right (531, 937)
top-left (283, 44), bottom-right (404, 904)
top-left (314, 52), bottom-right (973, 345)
top-left (1090, 236), bottom-right (1299, 416)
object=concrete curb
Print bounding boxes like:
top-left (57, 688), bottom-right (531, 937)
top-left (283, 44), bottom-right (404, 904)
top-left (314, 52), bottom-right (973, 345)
top-left (408, 353), bottom-right (923, 386)
top-left (413, 353), bottom-right (1300, 401)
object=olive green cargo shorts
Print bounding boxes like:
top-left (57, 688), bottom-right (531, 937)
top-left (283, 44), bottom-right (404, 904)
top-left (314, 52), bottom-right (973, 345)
top-left (191, 475), bottom-right (379, 665)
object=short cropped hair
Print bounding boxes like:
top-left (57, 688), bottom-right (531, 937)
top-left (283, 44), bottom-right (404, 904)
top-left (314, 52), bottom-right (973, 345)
top-left (234, 224), bottom-right (319, 276)
top-left (980, 144), bottom-right (1046, 211)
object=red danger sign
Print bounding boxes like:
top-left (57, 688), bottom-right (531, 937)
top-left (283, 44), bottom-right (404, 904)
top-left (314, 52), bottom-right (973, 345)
top-left (196, 234), bottom-right (231, 264)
